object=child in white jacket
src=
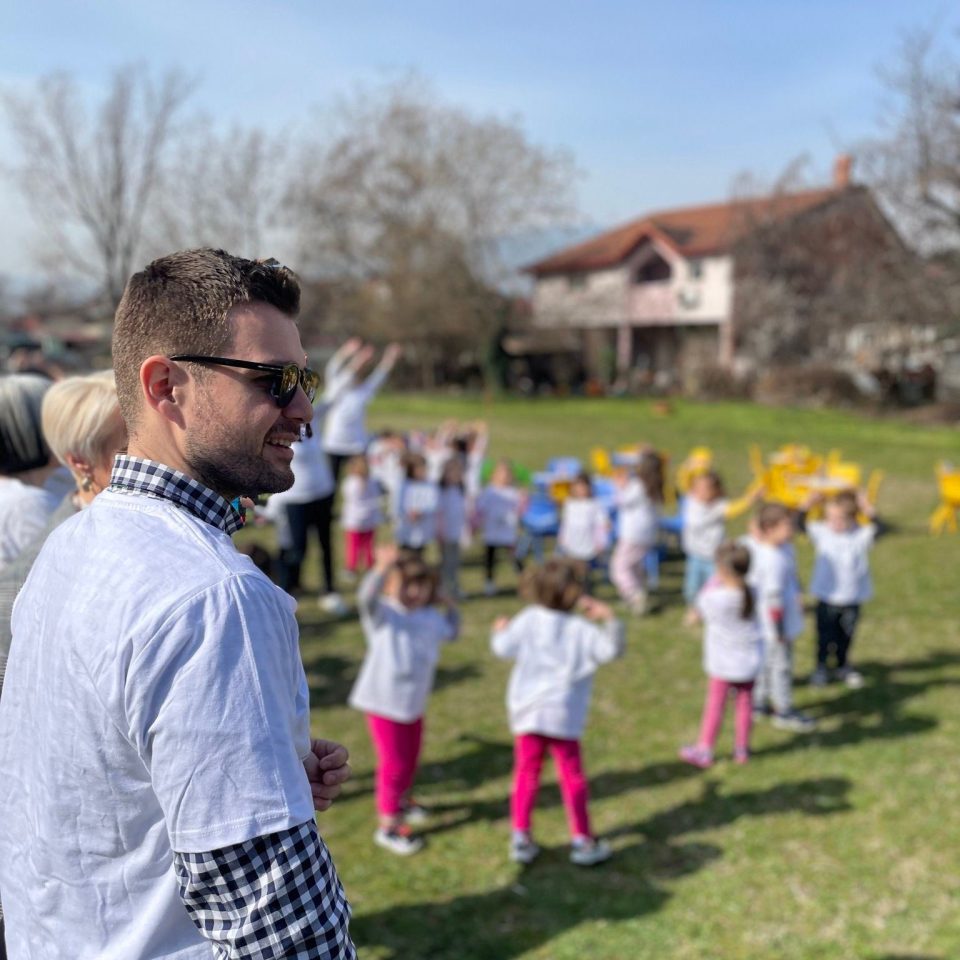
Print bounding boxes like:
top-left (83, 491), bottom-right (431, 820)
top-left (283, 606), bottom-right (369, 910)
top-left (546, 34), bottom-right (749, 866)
top-left (491, 558), bottom-right (625, 867)
top-left (349, 545), bottom-right (460, 855)
top-left (557, 473), bottom-right (610, 577)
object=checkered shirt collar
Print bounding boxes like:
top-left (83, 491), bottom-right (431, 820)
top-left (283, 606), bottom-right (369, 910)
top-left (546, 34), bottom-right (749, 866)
top-left (109, 455), bottom-right (244, 536)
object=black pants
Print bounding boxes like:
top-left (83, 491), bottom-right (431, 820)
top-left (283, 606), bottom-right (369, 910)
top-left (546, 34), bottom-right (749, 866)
top-left (328, 452), bottom-right (352, 490)
top-left (485, 544), bottom-right (521, 582)
top-left (279, 495), bottom-right (335, 595)
top-left (815, 602), bottom-right (860, 669)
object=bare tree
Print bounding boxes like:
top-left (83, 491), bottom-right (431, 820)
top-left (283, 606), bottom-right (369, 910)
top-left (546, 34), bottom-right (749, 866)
top-left (860, 26), bottom-right (960, 253)
top-left (289, 75), bottom-right (578, 386)
top-left (3, 66), bottom-right (193, 308)
top-left (153, 120), bottom-right (287, 257)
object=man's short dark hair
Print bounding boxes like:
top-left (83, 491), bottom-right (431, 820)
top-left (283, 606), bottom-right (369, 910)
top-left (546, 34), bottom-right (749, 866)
top-left (112, 249), bottom-right (301, 428)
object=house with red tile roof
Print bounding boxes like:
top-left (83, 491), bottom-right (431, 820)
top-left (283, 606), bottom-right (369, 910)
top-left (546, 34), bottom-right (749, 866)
top-left (523, 156), bottom-right (903, 387)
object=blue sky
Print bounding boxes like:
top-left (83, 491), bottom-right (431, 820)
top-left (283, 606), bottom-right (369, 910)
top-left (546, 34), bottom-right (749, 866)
top-left (2, 0), bottom-right (957, 281)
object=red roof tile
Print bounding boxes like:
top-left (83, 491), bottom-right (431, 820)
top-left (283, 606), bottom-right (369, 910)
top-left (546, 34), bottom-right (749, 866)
top-left (526, 187), bottom-right (847, 275)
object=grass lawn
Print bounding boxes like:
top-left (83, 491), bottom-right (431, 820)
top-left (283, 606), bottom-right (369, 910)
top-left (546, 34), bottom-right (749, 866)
top-left (245, 396), bottom-right (960, 959)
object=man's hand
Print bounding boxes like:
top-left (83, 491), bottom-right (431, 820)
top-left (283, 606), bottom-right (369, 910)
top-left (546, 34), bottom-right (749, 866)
top-left (303, 739), bottom-right (351, 812)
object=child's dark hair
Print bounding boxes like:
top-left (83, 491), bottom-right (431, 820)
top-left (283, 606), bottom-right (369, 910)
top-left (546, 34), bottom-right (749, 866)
top-left (346, 454), bottom-right (369, 477)
top-left (699, 469), bottom-right (725, 498)
top-left (715, 541), bottom-right (754, 619)
top-left (572, 471), bottom-right (592, 495)
top-left (637, 450), bottom-right (665, 503)
top-left (830, 490), bottom-right (859, 519)
top-left (440, 457), bottom-right (464, 490)
top-left (520, 557), bottom-right (584, 612)
top-left (756, 501), bottom-right (793, 531)
top-left (394, 550), bottom-right (441, 605)
top-left (403, 451), bottom-right (427, 480)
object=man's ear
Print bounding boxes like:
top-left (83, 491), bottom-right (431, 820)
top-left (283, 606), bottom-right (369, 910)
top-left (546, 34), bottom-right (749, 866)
top-left (139, 356), bottom-right (187, 427)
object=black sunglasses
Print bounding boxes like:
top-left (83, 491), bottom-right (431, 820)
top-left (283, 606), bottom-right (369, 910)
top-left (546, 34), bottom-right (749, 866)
top-left (170, 355), bottom-right (321, 407)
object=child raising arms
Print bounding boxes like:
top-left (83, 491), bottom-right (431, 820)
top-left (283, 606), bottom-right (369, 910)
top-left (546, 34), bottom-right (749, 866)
top-left (349, 545), bottom-right (460, 855)
top-left (680, 542), bottom-right (763, 768)
top-left (491, 558), bottom-right (625, 867)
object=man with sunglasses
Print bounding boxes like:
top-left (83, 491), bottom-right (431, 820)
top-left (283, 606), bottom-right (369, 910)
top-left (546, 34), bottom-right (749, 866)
top-left (0, 249), bottom-right (355, 958)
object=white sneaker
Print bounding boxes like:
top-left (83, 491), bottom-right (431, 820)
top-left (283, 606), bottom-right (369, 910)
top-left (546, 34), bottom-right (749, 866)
top-left (839, 667), bottom-right (864, 689)
top-left (483, 580), bottom-right (497, 597)
top-left (374, 827), bottom-right (423, 856)
top-left (570, 837), bottom-right (612, 867)
top-left (319, 592), bottom-right (348, 615)
top-left (509, 834), bottom-right (540, 864)
top-left (401, 801), bottom-right (429, 825)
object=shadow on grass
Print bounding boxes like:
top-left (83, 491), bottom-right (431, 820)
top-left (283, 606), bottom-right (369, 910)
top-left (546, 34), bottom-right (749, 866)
top-left (351, 776), bottom-right (851, 960)
top-left (757, 651), bottom-right (960, 760)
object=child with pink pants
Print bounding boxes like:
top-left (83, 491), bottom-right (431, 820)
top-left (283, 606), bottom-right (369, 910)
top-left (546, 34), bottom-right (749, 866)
top-left (680, 542), bottom-right (763, 768)
top-left (491, 557), bottom-right (625, 867)
top-left (341, 455), bottom-right (383, 577)
top-left (349, 545), bottom-right (459, 855)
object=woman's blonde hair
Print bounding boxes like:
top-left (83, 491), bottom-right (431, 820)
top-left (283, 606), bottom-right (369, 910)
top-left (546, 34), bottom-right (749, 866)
top-left (41, 370), bottom-right (120, 468)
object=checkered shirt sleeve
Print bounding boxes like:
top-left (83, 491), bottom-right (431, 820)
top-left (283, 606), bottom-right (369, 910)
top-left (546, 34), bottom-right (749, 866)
top-left (174, 821), bottom-right (356, 959)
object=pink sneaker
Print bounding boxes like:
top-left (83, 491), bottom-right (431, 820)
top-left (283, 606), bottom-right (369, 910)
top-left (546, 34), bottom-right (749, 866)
top-left (733, 748), bottom-right (750, 765)
top-left (679, 745), bottom-right (714, 769)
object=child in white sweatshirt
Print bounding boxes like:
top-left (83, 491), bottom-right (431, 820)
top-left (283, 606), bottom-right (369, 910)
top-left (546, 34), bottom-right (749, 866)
top-left (349, 545), bottom-right (460, 855)
top-left (395, 452), bottom-right (439, 555)
top-left (557, 473), bottom-right (611, 580)
top-left (491, 557), bottom-right (625, 867)
top-left (475, 459), bottom-right (526, 596)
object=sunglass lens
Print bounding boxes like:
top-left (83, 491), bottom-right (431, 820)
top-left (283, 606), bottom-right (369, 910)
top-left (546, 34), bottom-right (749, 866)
top-left (301, 368), bottom-right (321, 404)
top-left (273, 364), bottom-right (300, 407)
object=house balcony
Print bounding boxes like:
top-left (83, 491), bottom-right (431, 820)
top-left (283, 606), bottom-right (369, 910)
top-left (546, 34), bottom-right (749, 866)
top-left (627, 281), bottom-right (676, 324)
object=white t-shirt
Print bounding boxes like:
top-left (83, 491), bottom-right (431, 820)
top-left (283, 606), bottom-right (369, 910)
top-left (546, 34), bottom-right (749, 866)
top-left (476, 485), bottom-right (524, 546)
top-left (341, 474), bottom-right (383, 532)
top-left (806, 521), bottom-right (875, 605)
top-left (0, 476), bottom-right (60, 572)
top-left (395, 480), bottom-right (439, 548)
top-left (349, 571), bottom-right (459, 722)
top-left (682, 497), bottom-right (728, 561)
top-left (491, 605), bottom-right (625, 739)
top-left (615, 479), bottom-right (660, 547)
top-left (742, 535), bottom-right (804, 642)
top-left (559, 497), bottom-right (610, 560)
top-left (271, 403), bottom-right (335, 506)
top-left (697, 582), bottom-right (763, 682)
top-left (0, 491), bottom-right (315, 959)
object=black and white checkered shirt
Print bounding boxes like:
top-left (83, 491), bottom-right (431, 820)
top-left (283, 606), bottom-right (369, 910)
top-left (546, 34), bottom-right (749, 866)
top-left (110, 455), bottom-right (245, 535)
top-left (110, 455), bottom-right (355, 958)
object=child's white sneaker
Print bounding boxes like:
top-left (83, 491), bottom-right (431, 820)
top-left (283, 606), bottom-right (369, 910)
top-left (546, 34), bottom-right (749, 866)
top-left (374, 826), bottom-right (423, 856)
top-left (569, 836), bottom-right (612, 867)
top-left (319, 592), bottom-right (349, 616)
top-left (838, 667), bottom-right (864, 689)
top-left (509, 832), bottom-right (540, 864)
top-left (400, 800), bottom-right (429, 825)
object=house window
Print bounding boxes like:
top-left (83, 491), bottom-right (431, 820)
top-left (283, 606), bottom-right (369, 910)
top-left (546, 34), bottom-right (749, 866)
top-left (688, 259), bottom-right (703, 280)
top-left (635, 255), bottom-right (672, 284)
top-left (567, 273), bottom-right (588, 289)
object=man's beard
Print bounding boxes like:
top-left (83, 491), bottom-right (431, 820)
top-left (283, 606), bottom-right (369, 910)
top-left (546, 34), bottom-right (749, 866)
top-left (184, 433), bottom-right (295, 500)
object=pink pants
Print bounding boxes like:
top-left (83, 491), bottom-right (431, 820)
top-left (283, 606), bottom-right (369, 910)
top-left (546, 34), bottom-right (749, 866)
top-left (511, 733), bottom-right (591, 838)
top-left (345, 529), bottom-right (375, 573)
top-left (698, 677), bottom-right (755, 753)
top-left (610, 541), bottom-right (649, 603)
top-left (367, 714), bottom-right (423, 816)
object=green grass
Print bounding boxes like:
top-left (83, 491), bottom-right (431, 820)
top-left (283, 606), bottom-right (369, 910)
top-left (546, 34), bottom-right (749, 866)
top-left (245, 396), bottom-right (960, 959)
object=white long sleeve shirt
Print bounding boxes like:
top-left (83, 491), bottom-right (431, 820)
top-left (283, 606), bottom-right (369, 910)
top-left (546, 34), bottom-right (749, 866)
top-left (696, 582), bottom-right (764, 682)
top-left (742, 535), bottom-right (804, 642)
top-left (341, 475), bottom-right (383, 532)
top-left (323, 359), bottom-right (392, 456)
top-left (615, 479), bottom-right (660, 547)
top-left (491, 605), bottom-right (625, 739)
top-left (682, 497), bottom-right (729, 561)
top-left (437, 486), bottom-right (467, 545)
top-left (806, 521), bottom-right (875, 605)
top-left (395, 480), bottom-right (439, 548)
top-left (348, 571), bottom-right (460, 722)
top-left (0, 477), bottom-right (60, 572)
top-left (558, 497), bottom-right (610, 560)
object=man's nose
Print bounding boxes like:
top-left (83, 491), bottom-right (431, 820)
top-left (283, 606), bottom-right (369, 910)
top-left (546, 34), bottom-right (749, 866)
top-left (284, 383), bottom-right (314, 423)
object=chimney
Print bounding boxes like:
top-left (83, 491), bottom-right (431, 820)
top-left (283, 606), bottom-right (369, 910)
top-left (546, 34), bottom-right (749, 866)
top-left (834, 153), bottom-right (853, 189)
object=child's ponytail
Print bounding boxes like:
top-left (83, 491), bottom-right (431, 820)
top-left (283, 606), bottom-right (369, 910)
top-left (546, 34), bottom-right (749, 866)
top-left (714, 541), bottom-right (754, 620)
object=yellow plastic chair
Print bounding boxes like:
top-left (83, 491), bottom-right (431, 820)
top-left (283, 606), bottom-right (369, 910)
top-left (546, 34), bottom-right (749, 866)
top-left (590, 447), bottom-right (613, 477)
top-left (930, 464), bottom-right (960, 534)
top-left (825, 462), bottom-right (862, 490)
